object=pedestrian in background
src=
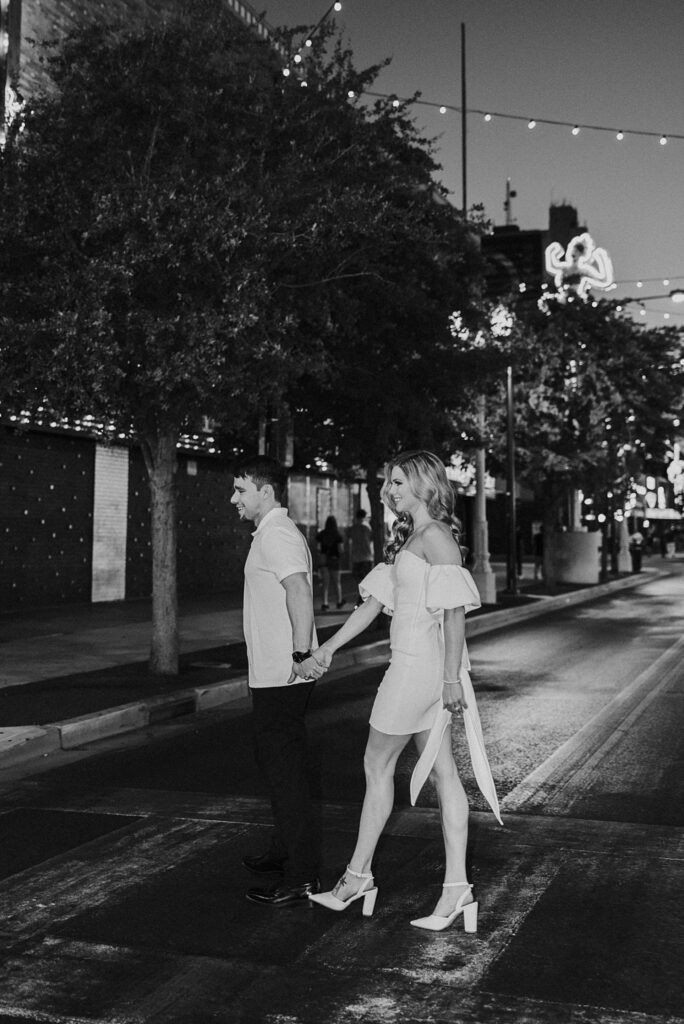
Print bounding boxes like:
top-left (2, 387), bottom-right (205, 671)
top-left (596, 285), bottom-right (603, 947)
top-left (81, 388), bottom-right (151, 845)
top-left (309, 450), bottom-right (500, 932)
top-left (316, 515), bottom-right (345, 611)
top-left (533, 525), bottom-right (544, 581)
top-left (629, 528), bottom-right (644, 573)
top-left (350, 508), bottom-right (374, 587)
top-left (231, 455), bottom-right (324, 907)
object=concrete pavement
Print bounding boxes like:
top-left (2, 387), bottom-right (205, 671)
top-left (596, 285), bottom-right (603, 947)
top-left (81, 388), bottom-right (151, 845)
top-left (0, 565), bottom-right (679, 1019)
top-left (0, 561), bottom-right (682, 1022)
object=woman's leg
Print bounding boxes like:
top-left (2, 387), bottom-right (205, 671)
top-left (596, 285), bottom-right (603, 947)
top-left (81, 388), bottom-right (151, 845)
top-left (332, 568), bottom-right (343, 604)
top-left (414, 724), bottom-right (472, 916)
top-left (320, 565), bottom-right (330, 607)
top-left (331, 726), bottom-right (410, 899)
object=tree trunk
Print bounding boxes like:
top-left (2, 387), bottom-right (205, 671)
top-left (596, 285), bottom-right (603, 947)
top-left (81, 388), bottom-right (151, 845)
top-left (141, 429), bottom-right (179, 675)
top-left (541, 490), bottom-right (565, 592)
top-left (365, 459), bottom-right (385, 564)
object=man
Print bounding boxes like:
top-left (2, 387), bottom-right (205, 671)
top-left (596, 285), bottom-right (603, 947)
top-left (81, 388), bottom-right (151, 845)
top-left (349, 507), bottom-right (373, 589)
top-left (231, 455), bottom-right (325, 907)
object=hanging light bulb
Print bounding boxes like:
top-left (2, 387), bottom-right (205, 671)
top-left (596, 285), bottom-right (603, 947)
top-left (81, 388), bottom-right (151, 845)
top-left (439, 105), bottom-right (447, 114)
top-left (484, 113), bottom-right (492, 122)
top-left (282, 67), bottom-right (291, 77)
top-left (636, 281), bottom-right (643, 288)
top-left (616, 130), bottom-right (624, 141)
top-left (528, 119), bottom-right (536, 129)
top-left (572, 125), bottom-right (580, 136)
top-left (348, 89), bottom-right (356, 98)
top-left (660, 135), bottom-right (668, 145)
top-left (334, 1), bottom-right (342, 9)
top-left (392, 99), bottom-right (400, 107)
top-left (663, 279), bottom-right (670, 286)
top-left (293, 53), bottom-right (302, 64)
top-left (305, 38), bottom-right (313, 47)
top-left (300, 80), bottom-right (308, 88)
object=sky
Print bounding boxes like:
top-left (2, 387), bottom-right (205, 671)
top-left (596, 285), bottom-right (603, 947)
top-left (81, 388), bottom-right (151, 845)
top-left (264, 0), bottom-right (684, 328)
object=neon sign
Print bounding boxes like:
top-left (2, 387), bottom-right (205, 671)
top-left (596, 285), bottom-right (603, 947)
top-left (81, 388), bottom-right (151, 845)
top-left (545, 232), bottom-right (614, 299)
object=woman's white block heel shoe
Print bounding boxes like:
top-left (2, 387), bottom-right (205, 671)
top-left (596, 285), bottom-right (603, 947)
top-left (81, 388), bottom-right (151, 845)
top-left (410, 882), bottom-right (478, 932)
top-left (309, 866), bottom-right (378, 917)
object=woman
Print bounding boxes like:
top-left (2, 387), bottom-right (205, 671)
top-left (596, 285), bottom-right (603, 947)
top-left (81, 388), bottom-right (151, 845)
top-left (316, 515), bottom-right (345, 611)
top-left (310, 451), bottom-right (499, 931)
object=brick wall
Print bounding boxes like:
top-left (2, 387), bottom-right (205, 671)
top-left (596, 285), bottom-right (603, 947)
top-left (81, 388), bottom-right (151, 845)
top-left (125, 446), bottom-right (251, 600)
top-left (0, 426), bottom-right (94, 610)
top-left (0, 427), bottom-right (253, 610)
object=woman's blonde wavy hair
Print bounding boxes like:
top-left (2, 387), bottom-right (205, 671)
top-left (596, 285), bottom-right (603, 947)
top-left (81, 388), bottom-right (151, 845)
top-left (381, 450), bottom-right (462, 563)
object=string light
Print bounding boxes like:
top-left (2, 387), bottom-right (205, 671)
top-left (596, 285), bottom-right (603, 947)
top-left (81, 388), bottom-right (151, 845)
top-left (615, 275), bottom-right (684, 286)
top-left (362, 91), bottom-right (684, 145)
top-left (527, 119), bottom-right (536, 129)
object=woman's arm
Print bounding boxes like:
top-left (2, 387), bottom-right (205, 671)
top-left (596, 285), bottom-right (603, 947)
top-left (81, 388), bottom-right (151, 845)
top-left (442, 606), bottom-right (467, 711)
top-left (314, 597), bottom-right (383, 668)
top-left (421, 524), bottom-right (468, 711)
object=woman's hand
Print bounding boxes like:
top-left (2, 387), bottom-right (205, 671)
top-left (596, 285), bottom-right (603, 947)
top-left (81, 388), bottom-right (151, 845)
top-left (443, 680), bottom-right (467, 714)
top-left (313, 644), bottom-right (334, 670)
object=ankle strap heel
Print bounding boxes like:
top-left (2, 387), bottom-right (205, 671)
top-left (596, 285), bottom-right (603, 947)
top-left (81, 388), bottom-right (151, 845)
top-left (345, 865), bottom-right (373, 880)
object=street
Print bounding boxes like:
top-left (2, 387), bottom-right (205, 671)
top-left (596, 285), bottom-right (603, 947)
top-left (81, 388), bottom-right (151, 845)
top-left (0, 565), bottom-right (683, 1023)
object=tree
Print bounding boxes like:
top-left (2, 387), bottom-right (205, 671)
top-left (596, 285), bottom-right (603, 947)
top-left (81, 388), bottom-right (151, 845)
top-left (491, 295), bottom-right (684, 581)
top-left (278, 65), bottom-right (489, 557)
top-left (0, 5), bottom-right (425, 669)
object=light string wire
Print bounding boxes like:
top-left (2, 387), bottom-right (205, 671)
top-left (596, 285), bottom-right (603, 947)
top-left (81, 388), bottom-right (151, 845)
top-left (291, 5), bottom-right (684, 314)
top-left (363, 91), bottom-right (683, 145)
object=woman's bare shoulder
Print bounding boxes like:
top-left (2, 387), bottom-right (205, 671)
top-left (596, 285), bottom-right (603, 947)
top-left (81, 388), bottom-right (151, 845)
top-left (421, 521), bottom-right (462, 565)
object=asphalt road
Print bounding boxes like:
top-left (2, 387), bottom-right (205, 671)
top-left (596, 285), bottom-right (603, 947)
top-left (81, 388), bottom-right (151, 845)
top-left (0, 564), bottom-right (683, 1023)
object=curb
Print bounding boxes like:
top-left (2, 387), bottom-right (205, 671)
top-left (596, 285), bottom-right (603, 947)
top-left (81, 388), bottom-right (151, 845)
top-left (0, 570), bottom-right (659, 768)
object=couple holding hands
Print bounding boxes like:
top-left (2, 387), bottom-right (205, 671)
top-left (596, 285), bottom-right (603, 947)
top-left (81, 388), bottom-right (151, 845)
top-left (232, 449), bottom-right (500, 933)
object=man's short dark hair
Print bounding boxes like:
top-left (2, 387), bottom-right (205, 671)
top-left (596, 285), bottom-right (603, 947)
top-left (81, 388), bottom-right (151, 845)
top-left (232, 455), bottom-right (288, 503)
top-left (356, 508), bottom-right (367, 519)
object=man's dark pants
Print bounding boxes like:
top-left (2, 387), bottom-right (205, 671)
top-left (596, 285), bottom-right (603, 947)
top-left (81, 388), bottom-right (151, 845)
top-left (251, 680), bottom-right (318, 885)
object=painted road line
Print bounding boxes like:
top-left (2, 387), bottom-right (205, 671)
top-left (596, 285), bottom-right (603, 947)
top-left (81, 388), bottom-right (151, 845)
top-left (501, 631), bottom-right (684, 815)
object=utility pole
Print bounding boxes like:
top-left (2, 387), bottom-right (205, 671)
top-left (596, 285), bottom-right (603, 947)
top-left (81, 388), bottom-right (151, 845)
top-left (461, 21), bottom-right (496, 603)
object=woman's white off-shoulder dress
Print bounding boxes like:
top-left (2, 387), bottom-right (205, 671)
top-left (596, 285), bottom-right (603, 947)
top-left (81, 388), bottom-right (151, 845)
top-left (360, 549), bottom-right (503, 822)
top-left (360, 549), bottom-right (480, 735)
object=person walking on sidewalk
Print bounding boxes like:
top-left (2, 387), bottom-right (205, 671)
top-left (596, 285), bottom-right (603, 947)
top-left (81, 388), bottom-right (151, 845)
top-left (316, 515), bottom-right (345, 610)
top-left (231, 455), bottom-right (325, 907)
top-left (309, 451), bottom-right (500, 932)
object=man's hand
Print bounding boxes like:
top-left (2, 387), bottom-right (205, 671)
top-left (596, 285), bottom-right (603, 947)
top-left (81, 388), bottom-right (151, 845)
top-left (289, 655), bottom-right (326, 683)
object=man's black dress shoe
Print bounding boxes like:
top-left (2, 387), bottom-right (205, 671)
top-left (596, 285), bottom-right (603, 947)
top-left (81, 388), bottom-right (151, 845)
top-left (242, 852), bottom-right (287, 875)
top-left (246, 879), bottom-right (320, 907)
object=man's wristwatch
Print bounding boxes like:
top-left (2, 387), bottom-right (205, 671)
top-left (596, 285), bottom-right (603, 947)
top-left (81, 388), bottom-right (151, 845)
top-left (292, 650), bottom-right (313, 664)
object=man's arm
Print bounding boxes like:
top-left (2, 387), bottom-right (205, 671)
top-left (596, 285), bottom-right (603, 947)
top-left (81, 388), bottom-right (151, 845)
top-left (281, 572), bottom-right (323, 681)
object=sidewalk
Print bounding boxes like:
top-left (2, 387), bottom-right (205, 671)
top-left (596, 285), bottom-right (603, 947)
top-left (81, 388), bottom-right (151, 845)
top-left (0, 561), bottom-right (665, 767)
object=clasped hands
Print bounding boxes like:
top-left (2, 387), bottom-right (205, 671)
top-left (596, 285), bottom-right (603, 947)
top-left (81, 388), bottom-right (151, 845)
top-left (289, 643), bottom-right (334, 684)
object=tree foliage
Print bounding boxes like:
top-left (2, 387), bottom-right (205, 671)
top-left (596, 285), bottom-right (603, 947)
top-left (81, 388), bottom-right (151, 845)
top-left (0, 5), bottom-right (493, 660)
top-left (495, 296), bottom-right (684, 515)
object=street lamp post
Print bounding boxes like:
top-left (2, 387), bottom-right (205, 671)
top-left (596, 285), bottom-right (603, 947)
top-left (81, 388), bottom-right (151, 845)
top-left (505, 363), bottom-right (518, 594)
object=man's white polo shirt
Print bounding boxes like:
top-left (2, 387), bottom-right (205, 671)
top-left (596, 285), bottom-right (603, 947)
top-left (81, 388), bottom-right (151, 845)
top-left (243, 507), bottom-right (318, 688)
